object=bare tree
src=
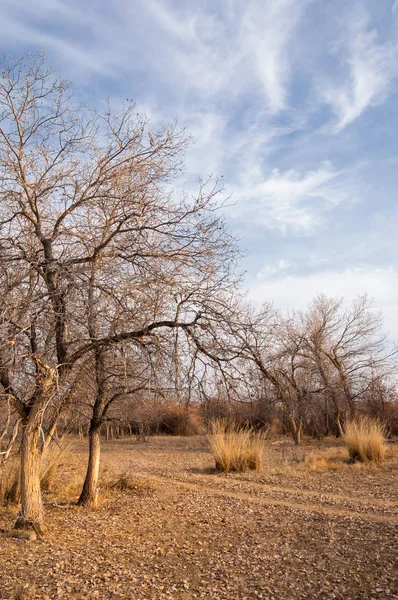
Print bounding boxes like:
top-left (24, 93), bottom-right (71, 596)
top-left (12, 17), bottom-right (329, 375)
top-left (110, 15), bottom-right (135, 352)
top-left (0, 54), bottom-right (239, 533)
top-left (300, 295), bottom-right (395, 428)
top-left (192, 295), bottom-right (396, 444)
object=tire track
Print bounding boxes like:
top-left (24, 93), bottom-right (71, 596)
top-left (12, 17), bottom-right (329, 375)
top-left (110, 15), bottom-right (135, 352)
top-left (144, 472), bottom-right (398, 525)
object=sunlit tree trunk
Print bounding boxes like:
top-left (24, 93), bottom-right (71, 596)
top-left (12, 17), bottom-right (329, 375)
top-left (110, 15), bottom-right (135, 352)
top-left (42, 420), bottom-right (58, 453)
top-left (14, 417), bottom-right (44, 535)
top-left (290, 417), bottom-right (302, 446)
top-left (78, 423), bottom-right (101, 507)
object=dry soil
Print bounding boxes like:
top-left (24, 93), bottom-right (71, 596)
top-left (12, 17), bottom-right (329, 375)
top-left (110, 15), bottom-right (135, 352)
top-left (0, 436), bottom-right (397, 600)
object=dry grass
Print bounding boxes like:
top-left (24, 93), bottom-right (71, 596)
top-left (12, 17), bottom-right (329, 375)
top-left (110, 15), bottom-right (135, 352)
top-left (208, 421), bottom-right (267, 473)
top-left (104, 471), bottom-right (158, 497)
top-left (40, 441), bottom-right (72, 492)
top-left (342, 418), bottom-right (386, 463)
top-left (0, 458), bottom-right (20, 504)
top-left (0, 441), bottom-right (70, 505)
top-left (302, 447), bottom-right (349, 472)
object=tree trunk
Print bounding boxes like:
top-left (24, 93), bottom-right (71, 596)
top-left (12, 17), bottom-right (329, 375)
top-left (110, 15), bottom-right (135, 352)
top-left (42, 403), bottom-right (64, 452)
top-left (78, 426), bottom-right (101, 507)
top-left (42, 421), bottom-right (58, 453)
top-left (291, 418), bottom-right (302, 445)
top-left (14, 419), bottom-right (44, 535)
top-left (336, 411), bottom-right (344, 437)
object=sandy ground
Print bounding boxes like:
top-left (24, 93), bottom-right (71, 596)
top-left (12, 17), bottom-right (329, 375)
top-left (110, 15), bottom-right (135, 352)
top-left (0, 435), bottom-right (397, 600)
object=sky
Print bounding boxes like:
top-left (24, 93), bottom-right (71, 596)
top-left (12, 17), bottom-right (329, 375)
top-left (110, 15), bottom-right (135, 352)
top-left (1, 0), bottom-right (398, 337)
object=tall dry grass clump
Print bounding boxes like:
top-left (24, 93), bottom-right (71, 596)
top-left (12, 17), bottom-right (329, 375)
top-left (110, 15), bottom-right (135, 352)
top-left (208, 421), bottom-right (267, 473)
top-left (0, 458), bottom-right (20, 504)
top-left (342, 418), bottom-right (386, 463)
top-left (0, 441), bottom-right (70, 504)
top-left (40, 441), bottom-right (71, 492)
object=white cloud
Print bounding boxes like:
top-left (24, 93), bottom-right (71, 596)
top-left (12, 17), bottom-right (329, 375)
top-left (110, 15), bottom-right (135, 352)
top-left (0, 0), bottom-right (308, 116)
top-left (135, 0), bottom-right (306, 112)
top-left (248, 266), bottom-right (398, 341)
top-left (257, 259), bottom-right (291, 279)
top-left (0, 3), bottom-right (114, 78)
top-left (322, 8), bottom-right (398, 131)
top-left (141, 0), bottom-right (195, 42)
top-left (182, 112), bottom-right (227, 178)
top-left (0, 0), bottom-right (397, 342)
top-left (240, 0), bottom-right (307, 113)
top-left (231, 162), bottom-right (345, 234)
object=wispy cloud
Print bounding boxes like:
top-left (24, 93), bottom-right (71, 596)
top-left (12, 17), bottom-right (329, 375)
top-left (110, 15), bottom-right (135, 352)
top-left (0, 16), bottom-right (106, 75)
top-left (240, 0), bottom-right (307, 113)
top-left (136, 0), bottom-right (307, 112)
top-left (322, 7), bottom-right (398, 131)
top-left (0, 0), bottom-right (397, 336)
top-left (231, 162), bottom-right (345, 234)
top-left (0, 0), bottom-right (118, 79)
top-left (141, 0), bottom-right (196, 42)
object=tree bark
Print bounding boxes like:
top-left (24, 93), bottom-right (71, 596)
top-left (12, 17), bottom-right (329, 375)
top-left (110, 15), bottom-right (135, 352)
top-left (14, 419), bottom-right (44, 535)
top-left (42, 420), bottom-right (58, 453)
top-left (291, 418), bottom-right (302, 445)
top-left (78, 426), bottom-right (101, 507)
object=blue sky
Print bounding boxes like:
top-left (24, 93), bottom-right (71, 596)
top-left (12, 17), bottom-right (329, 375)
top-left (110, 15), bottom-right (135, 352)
top-left (1, 0), bottom-right (398, 336)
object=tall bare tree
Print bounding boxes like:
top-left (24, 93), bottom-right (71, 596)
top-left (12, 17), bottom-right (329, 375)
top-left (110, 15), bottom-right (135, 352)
top-left (300, 295), bottom-right (395, 426)
top-left (0, 54), bottom-right (239, 533)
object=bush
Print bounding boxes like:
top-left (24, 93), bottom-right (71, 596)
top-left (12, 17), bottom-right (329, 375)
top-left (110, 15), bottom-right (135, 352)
top-left (208, 420), bottom-right (267, 473)
top-left (159, 403), bottom-right (205, 436)
top-left (342, 418), bottom-right (386, 463)
top-left (126, 401), bottom-right (205, 437)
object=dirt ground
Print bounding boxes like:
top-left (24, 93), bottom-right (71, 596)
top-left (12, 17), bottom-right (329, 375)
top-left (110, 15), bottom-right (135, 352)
top-left (0, 435), bottom-right (397, 600)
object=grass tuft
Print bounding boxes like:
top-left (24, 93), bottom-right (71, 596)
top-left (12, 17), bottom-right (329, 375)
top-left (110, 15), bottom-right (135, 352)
top-left (342, 418), bottom-right (386, 463)
top-left (40, 442), bottom-right (70, 492)
top-left (105, 471), bottom-right (157, 496)
top-left (0, 459), bottom-right (20, 504)
top-left (0, 442), bottom-right (70, 505)
top-left (208, 420), bottom-right (267, 473)
top-left (302, 448), bottom-right (348, 471)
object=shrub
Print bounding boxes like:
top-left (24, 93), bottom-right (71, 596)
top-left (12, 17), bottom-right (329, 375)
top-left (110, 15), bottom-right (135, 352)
top-left (208, 420), bottom-right (267, 473)
top-left (342, 418), bottom-right (386, 463)
top-left (127, 401), bottom-right (205, 437)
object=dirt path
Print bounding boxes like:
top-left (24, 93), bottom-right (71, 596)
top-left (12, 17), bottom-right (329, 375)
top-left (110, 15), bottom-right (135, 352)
top-left (142, 472), bottom-right (398, 525)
